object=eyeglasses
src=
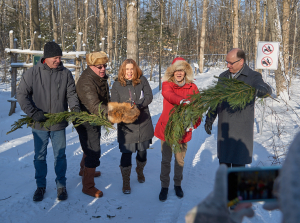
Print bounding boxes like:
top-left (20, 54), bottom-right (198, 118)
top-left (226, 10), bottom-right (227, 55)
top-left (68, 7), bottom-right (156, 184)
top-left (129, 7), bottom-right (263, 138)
top-left (225, 58), bottom-right (242, 66)
top-left (95, 64), bottom-right (107, 69)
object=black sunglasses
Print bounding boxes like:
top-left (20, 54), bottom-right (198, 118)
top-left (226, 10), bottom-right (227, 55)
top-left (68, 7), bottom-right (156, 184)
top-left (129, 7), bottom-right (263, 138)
top-left (95, 64), bottom-right (107, 69)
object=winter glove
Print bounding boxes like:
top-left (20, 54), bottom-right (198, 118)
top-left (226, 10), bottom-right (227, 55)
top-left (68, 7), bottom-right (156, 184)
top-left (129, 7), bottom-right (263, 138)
top-left (71, 107), bottom-right (81, 113)
top-left (180, 99), bottom-right (190, 105)
top-left (204, 120), bottom-right (213, 135)
top-left (185, 165), bottom-right (254, 223)
top-left (254, 84), bottom-right (269, 98)
top-left (186, 121), bottom-right (194, 132)
top-left (32, 111), bottom-right (47, 122)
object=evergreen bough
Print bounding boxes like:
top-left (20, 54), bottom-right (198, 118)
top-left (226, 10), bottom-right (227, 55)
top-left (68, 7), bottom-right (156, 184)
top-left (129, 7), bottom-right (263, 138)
top-left (7, 105), bottom-right (114, 135)
top-left (165, 77), bottom-right (258, 153)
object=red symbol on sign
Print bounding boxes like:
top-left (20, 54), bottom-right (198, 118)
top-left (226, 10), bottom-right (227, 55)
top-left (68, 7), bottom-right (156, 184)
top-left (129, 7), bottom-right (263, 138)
top-left (261, 56), bottom-right (273, 67)
top-left (262, 44), bottom-right (274, 55)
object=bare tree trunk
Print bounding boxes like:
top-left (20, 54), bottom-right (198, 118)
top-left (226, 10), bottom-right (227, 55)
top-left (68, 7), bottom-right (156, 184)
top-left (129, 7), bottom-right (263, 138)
top-left (291, 2), bottom-right (299, 77)
top-left (59, 0), bottom-right (64, 50)
top-left (99, 0), bottom-right (105, 52)
top-left (31, 0), bottom-right (41, 50)
top-left (114, 0), bottom-right (119, 67)
top-left (94, 0), bottom-right (99, 51)
top-left (254, 0), bottom-right (260, 70)
top-left (159, 0), bottom-right (163, 90)
top-left (267, 0), bottom-right (289, 97)
top-left (232, 0), bottom-right (239, 48)
top-left (75, 0), bottom-right (79, 40)
top-left (199, 0), bottom-right (208, 73)
top-left (262, 0), bottom-right (267, 41)
top-left (84, 0), bottom-right (89, 48)
top-left (127, 0), bottom-right (139, 63)
top-left (50, 0), bottom-right (58, 42)
top-left (18, 0), bottom-right (24, 50)
top-left (107, 0), bottom-right (113, 62)
top-left (282, 0), bottom-right (290, 80)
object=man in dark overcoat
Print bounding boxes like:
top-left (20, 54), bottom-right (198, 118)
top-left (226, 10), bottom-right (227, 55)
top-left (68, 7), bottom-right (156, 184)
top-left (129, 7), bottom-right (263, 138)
top-left (204, 48), bottom-right (272, 167)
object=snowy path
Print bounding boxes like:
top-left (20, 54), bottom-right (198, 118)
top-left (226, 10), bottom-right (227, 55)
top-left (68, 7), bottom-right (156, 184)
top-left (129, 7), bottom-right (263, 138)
top-left (1, 67), bottom-right (298, 222)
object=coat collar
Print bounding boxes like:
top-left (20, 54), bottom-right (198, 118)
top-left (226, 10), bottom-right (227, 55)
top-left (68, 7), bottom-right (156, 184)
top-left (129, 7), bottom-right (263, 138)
top-left (225, 63), bottom-right (251, 79)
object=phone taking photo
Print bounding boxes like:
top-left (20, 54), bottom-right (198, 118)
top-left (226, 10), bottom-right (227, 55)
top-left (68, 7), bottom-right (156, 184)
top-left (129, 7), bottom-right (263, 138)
top-left (227, 166), bottom-right (281, 203)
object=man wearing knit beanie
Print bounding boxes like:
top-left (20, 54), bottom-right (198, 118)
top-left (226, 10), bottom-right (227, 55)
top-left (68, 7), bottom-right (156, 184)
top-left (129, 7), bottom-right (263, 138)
top-left (17, 41), bottom-right (80, 202)
top-left (74, 51), bottom-right (109, 198)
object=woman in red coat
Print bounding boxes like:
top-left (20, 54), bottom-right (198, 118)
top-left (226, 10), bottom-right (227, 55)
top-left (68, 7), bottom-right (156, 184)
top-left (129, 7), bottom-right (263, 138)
top-left (154, 57), bottom-right (201, 201)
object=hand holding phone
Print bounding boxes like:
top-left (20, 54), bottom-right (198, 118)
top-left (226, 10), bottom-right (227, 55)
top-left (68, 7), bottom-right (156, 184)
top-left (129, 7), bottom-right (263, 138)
top-left (227, 166), bottom-right (281, 203)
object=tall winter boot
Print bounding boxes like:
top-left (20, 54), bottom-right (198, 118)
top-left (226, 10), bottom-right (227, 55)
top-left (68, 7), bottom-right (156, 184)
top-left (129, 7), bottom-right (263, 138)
top-left (120, 165), bottom-right (131, 194)
top-left (82, 167), bottom-right (103, 198)
top-left (135, 159), bottom-right (147, 183)
top-left (79, 154), bottom-right (101, 177)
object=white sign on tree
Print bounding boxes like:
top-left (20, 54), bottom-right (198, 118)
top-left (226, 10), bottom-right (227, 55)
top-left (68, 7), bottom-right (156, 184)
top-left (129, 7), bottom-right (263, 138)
top-left (256, 41), bottom-right (279, 70)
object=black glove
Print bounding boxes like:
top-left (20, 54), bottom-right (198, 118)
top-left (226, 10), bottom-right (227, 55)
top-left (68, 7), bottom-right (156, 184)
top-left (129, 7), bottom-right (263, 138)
top-left (204, 120), bottom-right (213, 135)
top-left (255, 84), bottom-right (269, 98)
top-left (71, 107), bottom-right (81, 113)
top-left (32, 111), bottom-right (47, 122)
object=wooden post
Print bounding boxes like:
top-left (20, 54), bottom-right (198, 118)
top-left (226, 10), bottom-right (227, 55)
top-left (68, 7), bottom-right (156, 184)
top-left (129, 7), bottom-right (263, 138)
top-left (9, 31), bottom-right (18, 116)
top-left (75, 32), bottom-right (83, 84)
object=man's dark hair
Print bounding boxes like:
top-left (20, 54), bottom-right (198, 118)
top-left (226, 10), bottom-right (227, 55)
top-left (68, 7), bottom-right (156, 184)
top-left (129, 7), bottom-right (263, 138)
top-left (237, 49), bottom-right (246, 62)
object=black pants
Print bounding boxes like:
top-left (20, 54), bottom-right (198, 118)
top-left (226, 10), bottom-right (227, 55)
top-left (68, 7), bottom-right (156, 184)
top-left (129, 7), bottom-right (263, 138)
top-left (220, 161), bottom-right (245, 168)
top-left (75, 122), bottom-right (101, 168)
top-left (120, 150), bottom-right (147, 167)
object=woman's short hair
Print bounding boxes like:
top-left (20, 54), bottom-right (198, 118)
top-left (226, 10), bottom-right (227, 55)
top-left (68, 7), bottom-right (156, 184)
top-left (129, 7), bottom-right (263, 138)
top-left (118, 59), bottom-right (142, 86)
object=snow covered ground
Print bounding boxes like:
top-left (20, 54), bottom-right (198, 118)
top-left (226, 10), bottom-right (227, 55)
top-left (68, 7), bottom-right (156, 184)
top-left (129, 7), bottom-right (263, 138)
top-left (0, 66), bottom-right (299, 223)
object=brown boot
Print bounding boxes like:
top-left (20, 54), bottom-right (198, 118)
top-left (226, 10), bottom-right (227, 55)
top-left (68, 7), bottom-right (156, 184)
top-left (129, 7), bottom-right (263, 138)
top-left (79, 154), bottom-right (101, 177)
top-left (120, 165), bottom-right (131, 194)
top-left (135, 159), bottom-right (146, 183)
top-left (82, 167), bottom-right (103, 198)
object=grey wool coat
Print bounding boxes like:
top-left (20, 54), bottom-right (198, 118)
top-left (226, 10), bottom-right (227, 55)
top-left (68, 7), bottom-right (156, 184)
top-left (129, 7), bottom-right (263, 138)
top-left (206, 64), bottom-right (272, 165)
top-left (110, 75), bottom-right (154, 145)
top-left (17, 58), bottom-right (80, 131)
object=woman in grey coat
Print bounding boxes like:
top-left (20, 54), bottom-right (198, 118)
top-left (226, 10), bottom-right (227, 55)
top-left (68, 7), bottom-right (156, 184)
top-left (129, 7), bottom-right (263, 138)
top-left (110, 59), bottom-right (154, 194)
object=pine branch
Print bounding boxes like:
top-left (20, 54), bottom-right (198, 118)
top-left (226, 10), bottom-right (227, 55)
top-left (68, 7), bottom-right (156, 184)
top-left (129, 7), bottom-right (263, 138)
top-left (7, 104), bottom-right (114, 135)
top-left (165, 77), bottom-right (257, 153)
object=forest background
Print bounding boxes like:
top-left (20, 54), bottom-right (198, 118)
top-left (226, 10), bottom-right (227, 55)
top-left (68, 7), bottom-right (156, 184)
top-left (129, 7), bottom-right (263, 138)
top-left (0, 0), bottom-right (299, 95)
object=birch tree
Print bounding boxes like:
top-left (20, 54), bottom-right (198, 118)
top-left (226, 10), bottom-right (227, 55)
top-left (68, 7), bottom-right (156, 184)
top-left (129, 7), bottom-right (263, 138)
top-left (199, 0), bottom-right (208, 73)
top-left (267, 0), bottom-right (289, 97)
top-left (107, 0), bottom-right (113, 62)
top-left (232, 0), bottom-right (239, 48)
top-left (254, 0), bottom-right (260, 70)
top-left (50, 0), bottom-right (58, 42)
top-left (99, 0), bottom-right (105, 52)
top-left (127, 0), bottom-right (139, 63)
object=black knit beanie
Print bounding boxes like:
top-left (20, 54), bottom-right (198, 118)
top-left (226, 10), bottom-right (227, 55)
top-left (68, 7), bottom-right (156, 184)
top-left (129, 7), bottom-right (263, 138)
top-left (44, 42), bottom-right (62, 58)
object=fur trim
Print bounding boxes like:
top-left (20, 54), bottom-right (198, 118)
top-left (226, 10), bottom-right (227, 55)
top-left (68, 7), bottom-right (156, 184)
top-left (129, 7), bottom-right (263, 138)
top-left (162, 60), bottom-right (194, 83)
top-left (108, 102), bottom-right (140, 124)
top-left (86, 51), bottom-right (108, 66)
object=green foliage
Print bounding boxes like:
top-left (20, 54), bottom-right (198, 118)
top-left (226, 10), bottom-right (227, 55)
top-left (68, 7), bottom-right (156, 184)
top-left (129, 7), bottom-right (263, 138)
top-left (7, 105), bottom-right (114, 135)
top-left (165, 77), bottom-right (257, 153)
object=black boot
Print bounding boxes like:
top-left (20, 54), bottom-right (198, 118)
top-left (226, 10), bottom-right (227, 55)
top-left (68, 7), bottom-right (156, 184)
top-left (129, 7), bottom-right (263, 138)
top-left (33, 187), bottom-right (46, 202)
top-left (159, 187), bottom-right (168, 201)
top-left (57, 187), bottom-right (68, 201)
top-left (174, 186), bottom-right (184, 198)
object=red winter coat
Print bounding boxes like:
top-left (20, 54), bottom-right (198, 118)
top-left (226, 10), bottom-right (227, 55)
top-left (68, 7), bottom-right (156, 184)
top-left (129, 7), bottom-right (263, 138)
top-left (154, 81), bottom-right (201, 143)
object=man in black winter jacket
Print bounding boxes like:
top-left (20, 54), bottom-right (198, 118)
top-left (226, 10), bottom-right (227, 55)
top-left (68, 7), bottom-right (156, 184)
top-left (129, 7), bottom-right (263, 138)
top-left (204, 48), bottom-right (272, 168)
top-left (17, 42), bottom-right (80, 202)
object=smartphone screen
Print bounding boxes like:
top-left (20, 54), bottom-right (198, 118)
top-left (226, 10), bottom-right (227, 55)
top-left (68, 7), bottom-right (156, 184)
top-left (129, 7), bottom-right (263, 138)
top-left (227, 166), bottom-right (280, 203)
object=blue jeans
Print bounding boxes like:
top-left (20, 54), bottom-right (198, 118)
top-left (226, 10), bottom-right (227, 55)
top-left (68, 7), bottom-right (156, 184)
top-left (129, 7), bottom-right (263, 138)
top-left (32, 128), bottom-right (67, 188)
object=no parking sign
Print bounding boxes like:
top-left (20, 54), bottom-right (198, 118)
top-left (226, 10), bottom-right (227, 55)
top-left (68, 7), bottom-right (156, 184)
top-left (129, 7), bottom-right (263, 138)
top-left (256, 42), bottom-right (279, 70)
